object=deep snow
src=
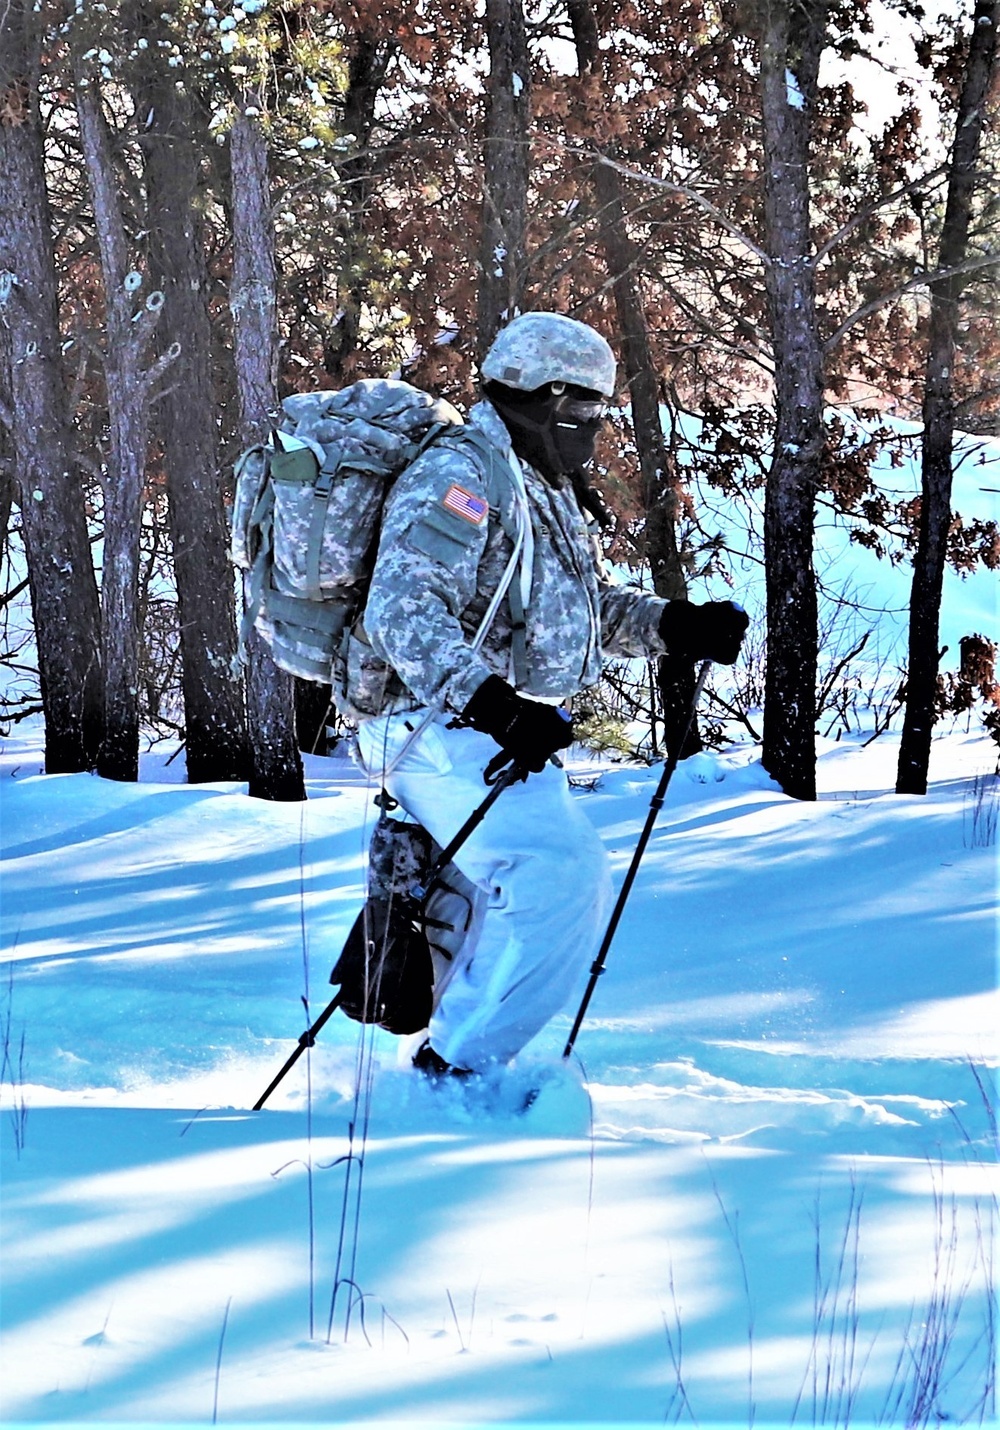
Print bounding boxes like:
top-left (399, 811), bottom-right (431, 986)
top-left (1, 423), bottom-right (997, 1428)
top-left (1, 717), bottom-right (997, 1428)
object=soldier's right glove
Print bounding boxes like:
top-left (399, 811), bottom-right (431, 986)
top-left (659, 600), bottom-right (749, 665)
top-left (462, 675), bottom-right (574, 774)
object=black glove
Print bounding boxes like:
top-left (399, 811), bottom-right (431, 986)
top-left (462, 675), bottom-right (573, 774)
top-left (659, 600), bottom-right (749, 665)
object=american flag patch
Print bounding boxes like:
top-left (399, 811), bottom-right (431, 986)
top-left (442, 484), bottom-right (489, 525)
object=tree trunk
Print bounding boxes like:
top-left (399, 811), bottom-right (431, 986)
top-left (896, 0), bottom-right (998, 795)
top-left (477, 0), bottom-right (531, 358)
top-left (323, 36), bottom-right (394, 382)
top-left (0, 0), bottom-right (103, 772)
top-left (229, 105), bottom-right (304, 802)
top-left (0, 453), bottom-right (13, 558)
top-left (758, 0), bottom-right (829, 802)
top-left (569, 0), bottom-right (699, 759)
top-left (600, 230), bottom-right (701, 758)
top-left (75, 76), bottom-right (169, 782)
top-left (137, 40), bottom-right (248, 784)
top-left (295, 679), bottom-right (335, 757)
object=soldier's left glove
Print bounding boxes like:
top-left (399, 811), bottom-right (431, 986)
top-left (659, 600), bottom-right (749, 665)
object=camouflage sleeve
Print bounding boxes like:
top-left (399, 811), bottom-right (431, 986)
top-left (363, 442), bottom-right (497, 712)
top-left (598, 574), bottom-right (668, 659)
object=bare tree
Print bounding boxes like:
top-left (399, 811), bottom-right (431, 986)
top-left (897, 0), bottom-right (998, 794)
top-left (322, 33), bottom-right (397, 382)
top-left (135, 21), bottom-right (248, 784)
top-left (758, 0), bottom-right (830, 801)
top-left (0, 0), bottom-right (102, 772)
top-left (568, 0), bottom-right (699, 758)
top-left (477, 0), bottom-right (531, 357)
top-left (229, 101), bottom-right (304, 802)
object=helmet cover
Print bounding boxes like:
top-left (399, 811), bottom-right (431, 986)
top-left (481, 312), bottom-right (616, 398)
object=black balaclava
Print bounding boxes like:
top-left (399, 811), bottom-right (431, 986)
top-left (485, 380), bottom-right (603, 483)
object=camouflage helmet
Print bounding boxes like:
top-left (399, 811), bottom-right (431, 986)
top-left (481, 312), bottom-right (617, 398)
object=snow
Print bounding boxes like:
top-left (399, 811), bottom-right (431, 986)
top-left (2, 716), bottom-right (997, 1426)
top-left (2, 424), bottom-right (998, 1425)
top-left (785, 70), bottom-right (805, 111)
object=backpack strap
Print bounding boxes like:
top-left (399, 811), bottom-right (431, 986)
top-left (305, 463), bottom-right (334, 602)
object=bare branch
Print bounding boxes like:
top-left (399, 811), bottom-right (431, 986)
top-left (67, 341), bottom-right (92, 419)
top-left (657, 279), bottom-right (776, 380)
top-left (0, 701), bottom-right (45, 725)
top-left (824, 250), bottom-right (1000, 352)
top-left (704, 688), bottom-right (762, 743)
top-left (813, 164), bottom-right (949, 265)
top-left (815, 629), bottom-right (871, 718)
top-left (140, 340), bottom-right (182, 398)
top-left (558, 144), bottom-right (773, 269)
top-left (0, 575), bottom-right (31, 609)
top-left (126, 290), bottom-right (168, 366)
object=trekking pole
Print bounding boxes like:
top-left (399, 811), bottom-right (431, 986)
top-left (253, 757), bottom-right (527, 1110)
top-left (410, 757), bottom-right (527, 901)
top-left (562, 660), bottom-right (712, 1060)
top-left (253, 992), bottom-right (344, 1111)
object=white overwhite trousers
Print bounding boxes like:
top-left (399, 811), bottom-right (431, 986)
top-left (356, 712), bottom-right (613, 1070)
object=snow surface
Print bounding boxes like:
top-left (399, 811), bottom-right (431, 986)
top-left (1, 425), bottom-right (998, 1427)
top-left (1, 718), bottom-right (997, 1428)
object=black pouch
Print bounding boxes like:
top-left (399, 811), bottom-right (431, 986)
top-left (329, 814), bottom-right (439, 1035)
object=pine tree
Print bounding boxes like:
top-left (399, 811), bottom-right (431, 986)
top-left (897, 0), bottom-right (999, 794)
top-left (229, 97), bottom-right (304, 803)
top-left (0, 0), bottom-right (103, 773)
top-left (134, 8), bottom-right (248, 783)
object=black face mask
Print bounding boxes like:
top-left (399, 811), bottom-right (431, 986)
top-left (551, 415), bottom-right (601, 472)
top-left (485, 382), bottom-right (605, 481)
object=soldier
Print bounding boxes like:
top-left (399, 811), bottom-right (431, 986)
top-left (350, 312), bottom-right (747, 1077)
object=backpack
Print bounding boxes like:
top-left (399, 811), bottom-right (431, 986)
top-left (230, 378), bottom-right (469, 695)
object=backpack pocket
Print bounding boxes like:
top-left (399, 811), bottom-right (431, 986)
top-left (230, 445), bottom-right (269, 570)
top-left (271, 452), bottom-right (387, 599)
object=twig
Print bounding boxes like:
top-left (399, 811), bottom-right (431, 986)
top-left (662, 1260), bottom-right (697, 1424)
top-left (296, 799), bottom-right (316, 1340)
top-left (555, 142), bottom-right (773, 269)
top-left (825, 250), bottom-right (1000, 352)
top-left (813, 164), bottom-right (948, 264)
top-left (211, 1296), bottom-right (232, 1425)
top-left (445, 1288), bottom-right (467, 1352)
top-left (815, 629), bottom-right (871, 720)
top-left (709, 1175), bottom-right (755, 1428)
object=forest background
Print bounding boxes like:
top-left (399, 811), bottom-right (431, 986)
top-left (1, 0), bottom-right (998, 805)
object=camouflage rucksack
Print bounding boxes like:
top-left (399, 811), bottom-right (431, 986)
top-left (231, 379), bottom-right (479, 701)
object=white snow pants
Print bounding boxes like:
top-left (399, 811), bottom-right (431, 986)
top-left (356, 711), bottom-right (613, 1070)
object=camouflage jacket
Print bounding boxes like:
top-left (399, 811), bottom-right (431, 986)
top-left (346, 400), bottom-right (667, 718)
